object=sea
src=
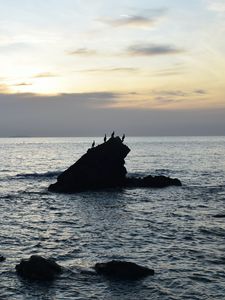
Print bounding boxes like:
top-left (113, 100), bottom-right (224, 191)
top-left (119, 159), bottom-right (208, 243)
top-left (0, 136), bottom-right (225, 300)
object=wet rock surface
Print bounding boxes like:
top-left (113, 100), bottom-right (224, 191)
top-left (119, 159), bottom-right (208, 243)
top-left (15, 255), bottom-right (62, 281)
top-left (94, 260), bottom-right (154, 279)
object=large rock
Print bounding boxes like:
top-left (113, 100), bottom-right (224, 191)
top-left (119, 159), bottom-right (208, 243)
top-left (94, 260), bottom-right (154, 279)
top-left (16, 255), bottom-right (62, 281)
top-left (48, 136), bottom-right (181, 193)
top-left (49, 136), bottom-right (130, 193)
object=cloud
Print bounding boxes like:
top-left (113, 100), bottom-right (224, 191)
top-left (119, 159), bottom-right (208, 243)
top-left (67, 48), bottom-right (97, 56)
top-left (78, 67), bottom-right (139, 74)
top-left (154, 97), bottom-right (180, 105)
top-left (58, 91), bottom-right (120, 105)
top-left (126, 43), bottom-right (184, 56)
top-left (0, 91), bottom-right (224, 137)
top-left (153, 89), bottom-right (207, 97)
top-left (0, 91), bottom-right (120, 106)
top-left (33, 72), bottom-right (58, 78)
top-left (98, 9), bottom-right (166, 29)
top-left (100, 15), bottom-right (156, 28)
top-left (194, 89), bottom-right (207, 94)
top-left (206, 0), bottom-right (225, 12)
top-left (14, 82), bottom-right (32, 86)
top-left (153, 65), bottom-right (185, 77)
top-left (155, 90), bottom-right (187, 97)
top-left (0, 42), bottom-right (33, 54)
top-left (152, 89), bottom-right (207, 105)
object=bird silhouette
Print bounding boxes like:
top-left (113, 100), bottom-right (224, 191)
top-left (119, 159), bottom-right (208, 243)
top-left (104, 134), bottom-right (107, 143)
top-left (111, 131), bottom-right (115, 138)
top-left (121, 134), bottom-right (125, 142)
top-left (92, 140), bottom-right (95, 148)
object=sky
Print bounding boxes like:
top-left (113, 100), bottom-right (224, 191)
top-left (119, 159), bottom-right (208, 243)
top-left (0, 0), bottom-right (225, 136)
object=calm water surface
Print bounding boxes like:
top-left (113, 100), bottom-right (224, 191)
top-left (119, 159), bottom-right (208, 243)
top-left (0, 137), bottom-right (225, 299)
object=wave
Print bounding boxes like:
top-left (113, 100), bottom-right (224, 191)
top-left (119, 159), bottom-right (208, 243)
top-left (14, 171), bottom-right (60, 179)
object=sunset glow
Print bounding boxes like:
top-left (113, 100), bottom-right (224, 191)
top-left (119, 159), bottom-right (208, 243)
top-left (1, 0), bottom-right (225, 136)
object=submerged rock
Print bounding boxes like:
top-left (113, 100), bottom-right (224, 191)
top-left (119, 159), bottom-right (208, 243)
top-left (16, 255), bottom-right (62, 281)
top-left (49, 136), bottom-right (130, 193)
top-left (94, 260), bottom-right (154, 279)
top-left (48, 136), bottom-right (181, 193)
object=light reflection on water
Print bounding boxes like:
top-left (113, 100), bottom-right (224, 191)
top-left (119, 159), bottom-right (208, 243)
top-left (0, 136), bottom-right (225, 299)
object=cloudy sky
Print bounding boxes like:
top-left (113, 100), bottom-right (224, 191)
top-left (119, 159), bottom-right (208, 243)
top-left (0, 0), bottom-right (225, 136)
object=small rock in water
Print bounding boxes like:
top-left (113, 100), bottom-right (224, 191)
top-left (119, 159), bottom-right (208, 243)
top-left (15, 255), bottom-right (62, 281)
top-left (212, 214), bottom-right (225, 218)
top-left (0, 255), bottom-right (6, 262)
top-left (94, 260), bottom-right (154, 279)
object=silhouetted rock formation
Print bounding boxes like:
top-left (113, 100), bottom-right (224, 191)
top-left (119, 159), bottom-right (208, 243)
top-left (16, 255), bottom-right (62, 281)
top-left (0, 255), bottom-right (5, 262)
top-left (49, 136), bottom-right (130, 193)
top-left (212, 214), bottom-right (225, 218)
top-left (94, 260), bottom-right (154, 279)
top-left (48, 136), bottom-right (181, 193)
top-left (126, 175), bottom-right (181, 188)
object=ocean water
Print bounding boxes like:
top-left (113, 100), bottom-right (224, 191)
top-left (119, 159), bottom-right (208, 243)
top-left (0, 136), bottom-right (225, 300)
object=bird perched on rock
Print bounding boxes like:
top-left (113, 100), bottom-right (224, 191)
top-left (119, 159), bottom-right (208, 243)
top-left (104, 134), bottom-right (107, 143)
top-left (121, 134), bottom-right (125, 142)
top-left (92, 140), bottom-right (95, 148)
top-left (111, 131), bottom-right (115, 138)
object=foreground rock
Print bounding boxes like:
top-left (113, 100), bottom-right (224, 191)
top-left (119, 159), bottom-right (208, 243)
top-left (94, 260), bottom-right (154, 279)
top-left (49, 136), bottom-right (130, 193)
top-left (49, 136), bottom-right (181, 193)
top-left (16, 255), bottom-right (62, 281)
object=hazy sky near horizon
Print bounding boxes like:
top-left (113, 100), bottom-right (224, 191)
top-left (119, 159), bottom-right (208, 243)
top-left (0, 0), bottom-right (225, 136)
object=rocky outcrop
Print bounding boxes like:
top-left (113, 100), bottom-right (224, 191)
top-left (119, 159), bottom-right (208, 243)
top-left (126, 175), bottom-right (181, 188)
top-left (94, 260), bottom-right (154, 279)
top-left (49, 136), bottom-right (130, 193)
top-left (48, 136), bottom-right (181, 193)
top-left (16, 255), bottom-right (62, 281)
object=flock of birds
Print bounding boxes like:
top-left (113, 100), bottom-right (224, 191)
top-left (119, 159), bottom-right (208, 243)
top-left (91, 132), bottom-right (125, 148)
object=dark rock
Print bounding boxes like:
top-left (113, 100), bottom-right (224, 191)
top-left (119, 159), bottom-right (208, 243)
top-left (212, 214), bottom-right (225, 218)
top-left (94, 260), bottom-right (154, 280)
top-left (0, 255), bottom-right (6, 262)
top-left (126, 175), bottom-right (182, 188)
top-left (49, 136), bottom-right (130, 193)
top-left (48, 136), bottom-right (181, 193)
top-left (16, 255), bottom-right (62, 281)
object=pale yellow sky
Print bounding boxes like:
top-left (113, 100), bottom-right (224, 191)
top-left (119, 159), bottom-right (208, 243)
top-left (0, 0), bottom-right (224, 110)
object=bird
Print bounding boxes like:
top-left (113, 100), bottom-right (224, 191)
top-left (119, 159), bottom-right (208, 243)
top-left (121, 134), bottom-right (125, 142)
top-left (111, 131), bottom-right (115, 138)
top-left (104, 134), bottom-right (107, 143)
top-left (92, 140), bottom-right (95, 148)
